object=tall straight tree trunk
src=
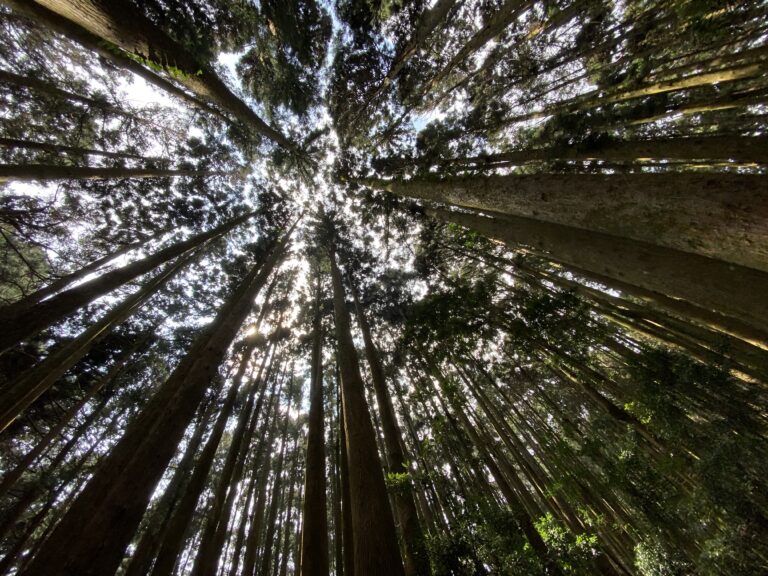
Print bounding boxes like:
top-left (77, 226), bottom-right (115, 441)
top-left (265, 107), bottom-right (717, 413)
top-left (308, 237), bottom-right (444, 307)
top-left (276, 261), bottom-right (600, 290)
top-left (277, 434), bottom-right (301, 576)
top-left (426, 206), bottom-right (768, 348)
top-left (0, 252), bottom-right (192, 431)
top-left (0, 210), bottom-right (255, 353)
top-left (299, 276), bottom-right (330, 576)
top-left (0, 163), bottom-right (223, 182)
top-left (191, 352), bottom-right (276, 576)
top-left (16, 0), bottom-right (294, 148)
top-left (149, 343), bottom-right (276, 576)
top-left (241, 373), bottom-right (286, 576)
top-left (123, 397), bottom-right (216, 576)
top-left (328, 248), bottom-right (405, 576)
top-left (384, 135), bottom-right (768, 170)
top-left (418, 354), bottom-right (561, 573)
top-left (20, 228), bottom-right (292, 576)
top-left (348, 280), bottom-right (429, 576)
top-left (259, 405), bottom-right (293, 576)
top-left (0, 137), bottom-right (160, 161)
top-left (0, 0), bottom-right (232, 123)
top-left (359, 173), bottom-right (768, 273)
top-left (337, 375), bottom-right (355, 576)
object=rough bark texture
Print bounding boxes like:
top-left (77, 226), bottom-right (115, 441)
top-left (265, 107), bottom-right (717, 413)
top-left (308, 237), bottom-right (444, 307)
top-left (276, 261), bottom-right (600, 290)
top-left (363, 173), bottom-right (768, 272)
top-left (426, 207), bottom-right (768, 347)
top-left (20, 231), bottom-right (289, 576)
top-left (1, 0), bottom-right (232, 122)
top-left (329, 249), bottom-right (405, 576)
top-left (387, 135), bottom-right (768, 169)
top-left (0, 253), bottom-right (191, 432)
top-left (0, 137), bottom-right (158, 160)
top-left (26, 0), bottom-right (293, 147)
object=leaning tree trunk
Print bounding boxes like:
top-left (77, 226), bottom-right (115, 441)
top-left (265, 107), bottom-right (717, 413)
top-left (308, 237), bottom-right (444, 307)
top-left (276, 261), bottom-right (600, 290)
top-left (1, 234), bottom-right (154, 314)
top-left (385, 135), bottom-right (768, 170)
top-left (0, 137), bottom-right (161, 161)
top-left (0, 68), bottom-right (134, 117)
top-left (13, 0), bottom-right (294, 148)
top-left (0, 252), bottom-right (193, 431)
top-left (123, 398), bottom-right (217, 576)
top-left (426, 206), bottom-right (768, 349)
top-left (19, 229), bottom-right (291, 576)
top-left (299, 277), bottom-right (330, 576)
top-left (348, 280), bottom-right (429, 576)
top-left (0, 209), bottom-right (255, 353)
top-left (0, 0), bottom-right (232, 123)
top-left (0, 334), bottom-right (146, 498)
top-left (0, 163), bottom-right (223, 182)
top-left (328, 248), bottom-right (405, 576)
top-left (359, 172), bottom-right (768, 273)
top-left (190, 351), bottom-right (273, 576)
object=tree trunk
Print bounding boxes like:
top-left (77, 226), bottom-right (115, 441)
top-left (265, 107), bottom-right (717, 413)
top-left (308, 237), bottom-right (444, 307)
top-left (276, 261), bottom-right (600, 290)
top-left (0, 252), bottom-right (192, 431)
top-left (20, 229), bottom-right (291, 576)
top-left (190, 350), bottom-right (274, 576)
top-left (1, 0), bottom-right (233, 123)
top-left (0, 210), bottom-right (255, 353)
top-left (361, 172), bottom-right (768, 273)
top-left (348, 280), bottom-right (429, 576)
top-left (21, 0), bottom-right (294, 148)
top-left (0, 335), bottom-right (145, 498)
top-left (329, 248), bottom-right (405, 576)
top-left (123, 397), bottom-right (216, 576)
top-left (426, 206), bottom-right (768, 348)
top-left (149, 344), bottom-right (275, 576)
top-left (0, 68), bottom-right (132, 116)
top-left (1, 234), bottom-right (154, 315)
top-left (0, 163), bottom-right (222, 182)
top-left (337, 376), bottom-right (355, 576)
top-left (0, 137), bottom-right (160, 161)
top-left (299, 277), bottom-right (330, 576)
top-left (387, 135), bottom-right (768, 170)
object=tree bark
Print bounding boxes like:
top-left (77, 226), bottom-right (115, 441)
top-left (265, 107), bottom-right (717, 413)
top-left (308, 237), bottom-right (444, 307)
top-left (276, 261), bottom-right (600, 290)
top-left (426, 206), bottom-right (768, 348)
top-left (299, 277), bottom-right (330, 576)
top-left (329, 248), bottom-right (405, 576)
top-left (0, 252), bottom-right (192, 431)
top-left (0, 137), bottom-right (160, 161)
top-left (349, 280), bottom-right (429, 576)
top-left (18, 0), bottom-right (294, 148)
top-left (123, 397), bottom-right (216, 576)
top-left (360, 172), bottom-right (768, 273)
top-left (0, 67), bottom-right (132, 116)
top-left (20, 229), bottom-right (291, 576)
top-left (0, 210), bottom-right (255, 353)
top-left (0, 334), bottom-right (145, 498)
top-left (0, 234), bottom-right (154, 315)
top-left (1, 0), bottom-right (233, 123)
top-left (384, 135), bottom-right (768, 170)
top-left (149, 344), bottom-right (275, 576)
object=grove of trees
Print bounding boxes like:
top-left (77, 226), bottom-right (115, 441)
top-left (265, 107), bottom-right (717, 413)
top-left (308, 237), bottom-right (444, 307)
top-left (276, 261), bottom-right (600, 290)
top-left (0, 1), bottom-right (766, 575)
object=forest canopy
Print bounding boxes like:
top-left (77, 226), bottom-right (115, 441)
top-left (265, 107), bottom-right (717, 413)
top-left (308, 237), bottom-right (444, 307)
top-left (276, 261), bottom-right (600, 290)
top-left (0, 1), bottom-right (767, 575)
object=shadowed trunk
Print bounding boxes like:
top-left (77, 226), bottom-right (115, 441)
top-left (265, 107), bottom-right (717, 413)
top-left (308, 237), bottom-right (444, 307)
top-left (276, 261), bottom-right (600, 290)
top-left (20, 228), bottom-right (291, 576)
top-left (329, 248), bottom-right (405, 576)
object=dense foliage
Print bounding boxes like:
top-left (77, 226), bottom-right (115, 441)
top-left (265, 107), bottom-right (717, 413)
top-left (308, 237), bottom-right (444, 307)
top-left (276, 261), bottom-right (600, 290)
top-left (0, 1), bottom-right (766, 576)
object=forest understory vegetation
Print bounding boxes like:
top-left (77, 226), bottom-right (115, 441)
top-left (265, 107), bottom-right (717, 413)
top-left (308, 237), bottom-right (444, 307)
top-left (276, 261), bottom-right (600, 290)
top-left (0, 0), bottom-right (767, 575)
